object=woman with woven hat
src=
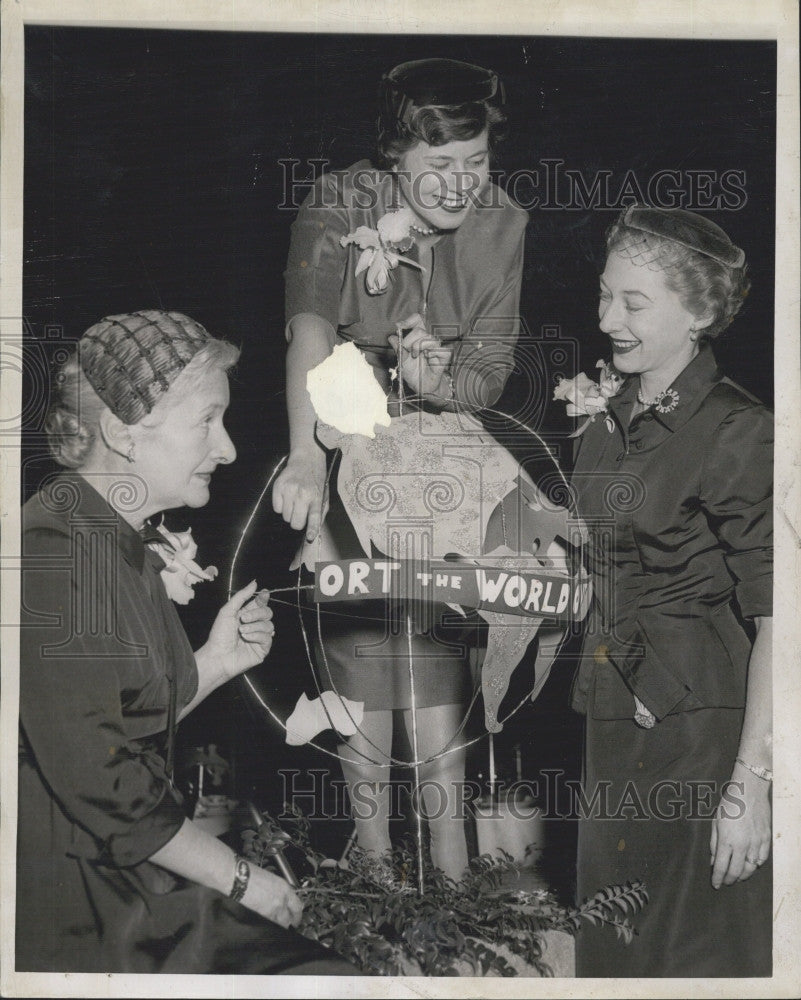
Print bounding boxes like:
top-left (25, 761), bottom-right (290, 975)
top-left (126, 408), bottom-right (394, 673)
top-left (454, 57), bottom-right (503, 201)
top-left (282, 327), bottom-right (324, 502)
top-left (561, 207), bottom-right (772, 976)
top-left (272, 59), bottom-right (528, 880)
top-left (17, 310), bottom-right (356, 974)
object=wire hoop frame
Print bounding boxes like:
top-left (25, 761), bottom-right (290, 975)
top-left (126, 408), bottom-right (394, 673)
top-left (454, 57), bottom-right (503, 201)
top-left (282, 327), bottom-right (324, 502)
top-left (228, 402), bottom-right (579, 768)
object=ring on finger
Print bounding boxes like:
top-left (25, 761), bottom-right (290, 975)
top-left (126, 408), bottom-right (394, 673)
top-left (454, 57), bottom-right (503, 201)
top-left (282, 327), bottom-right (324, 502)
top-left (745, 856), bottom-right (762, 866)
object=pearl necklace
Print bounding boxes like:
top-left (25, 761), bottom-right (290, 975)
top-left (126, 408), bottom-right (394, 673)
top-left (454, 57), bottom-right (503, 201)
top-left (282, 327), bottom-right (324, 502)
top-left (636, 387), bottom-right (662, 406)
top-left (637, 384), bottom-right (680, 413)
top-left (410, 221), bottom-right (437, 236)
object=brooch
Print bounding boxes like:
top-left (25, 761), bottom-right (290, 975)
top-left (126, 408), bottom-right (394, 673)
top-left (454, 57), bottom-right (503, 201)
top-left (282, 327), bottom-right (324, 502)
top-left (653, 388), bottom-right (680, 413)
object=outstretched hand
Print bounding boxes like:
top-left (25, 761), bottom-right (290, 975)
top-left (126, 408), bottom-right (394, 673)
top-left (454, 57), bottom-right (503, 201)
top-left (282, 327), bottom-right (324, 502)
top-left (201, 580), bottom-right (275, 681)
top-left (272, 450), bottom-right (328, 543)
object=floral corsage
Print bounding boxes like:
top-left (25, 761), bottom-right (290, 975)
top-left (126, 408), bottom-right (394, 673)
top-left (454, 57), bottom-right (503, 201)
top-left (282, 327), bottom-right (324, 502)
top-left (340, 206), bottom-right (423, 295)
top-left (554, 361), bottom-right (624, 437)
top-left (147, 524), bottom-right (218, 605)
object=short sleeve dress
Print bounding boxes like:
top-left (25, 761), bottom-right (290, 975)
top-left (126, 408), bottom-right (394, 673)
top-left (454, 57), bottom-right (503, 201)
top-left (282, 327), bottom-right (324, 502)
top-left (569, 345), bottom-right (773, 977)
top-left (284, 161), bottom-right (528, 710)
top-left (16, 473), bottom-right (354, 974)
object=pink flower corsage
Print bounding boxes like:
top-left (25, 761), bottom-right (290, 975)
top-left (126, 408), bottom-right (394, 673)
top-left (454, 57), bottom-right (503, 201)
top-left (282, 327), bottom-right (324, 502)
top-left (554, 361), bottom-right (624, 437)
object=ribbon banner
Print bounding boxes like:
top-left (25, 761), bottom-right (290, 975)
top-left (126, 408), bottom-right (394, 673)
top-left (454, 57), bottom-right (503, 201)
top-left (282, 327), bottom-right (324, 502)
top-left (314, 558), bottom-right (591, 623)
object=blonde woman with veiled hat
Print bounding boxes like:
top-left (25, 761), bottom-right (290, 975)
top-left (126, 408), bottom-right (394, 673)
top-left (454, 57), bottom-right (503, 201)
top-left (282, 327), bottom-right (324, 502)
top-left (17, 310), bottom-right (357, 975)
top-left (559, 207), bottom-right (773, 976)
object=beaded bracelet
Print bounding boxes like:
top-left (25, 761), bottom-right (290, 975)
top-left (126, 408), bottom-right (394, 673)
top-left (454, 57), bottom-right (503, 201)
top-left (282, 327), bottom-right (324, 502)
top-left (735, 756), bottom-right (773, 782)
top-left (229, 855), bottom-right (251, 902)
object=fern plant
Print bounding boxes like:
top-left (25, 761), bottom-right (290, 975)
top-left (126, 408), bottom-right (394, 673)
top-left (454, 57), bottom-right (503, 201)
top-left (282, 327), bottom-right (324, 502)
top-left (241, 807), bottom-right (648, 977)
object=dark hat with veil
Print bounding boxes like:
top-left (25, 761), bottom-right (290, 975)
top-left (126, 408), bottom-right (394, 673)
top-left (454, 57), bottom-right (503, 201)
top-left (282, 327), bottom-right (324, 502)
top-left (619, 204), bottom-right (746, 269)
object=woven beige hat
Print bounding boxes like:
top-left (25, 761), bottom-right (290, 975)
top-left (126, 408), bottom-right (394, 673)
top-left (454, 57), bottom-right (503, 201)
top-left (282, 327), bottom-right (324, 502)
top-left (79, 310), bottom-right (211, 423)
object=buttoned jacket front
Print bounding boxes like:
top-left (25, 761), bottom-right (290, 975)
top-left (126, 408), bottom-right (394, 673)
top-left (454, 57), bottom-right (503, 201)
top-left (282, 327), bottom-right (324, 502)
top-left (570, 345), bottom-right (772, 721)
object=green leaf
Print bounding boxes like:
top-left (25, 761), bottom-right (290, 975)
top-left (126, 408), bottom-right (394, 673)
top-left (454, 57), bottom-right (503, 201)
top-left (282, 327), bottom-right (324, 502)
top-left (239, 807), bottom-right (651, 975)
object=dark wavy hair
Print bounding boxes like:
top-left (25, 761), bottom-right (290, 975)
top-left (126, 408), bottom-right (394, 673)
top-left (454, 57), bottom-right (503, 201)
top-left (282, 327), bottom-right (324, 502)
top-left (377, 101), bottom-right (508, 169)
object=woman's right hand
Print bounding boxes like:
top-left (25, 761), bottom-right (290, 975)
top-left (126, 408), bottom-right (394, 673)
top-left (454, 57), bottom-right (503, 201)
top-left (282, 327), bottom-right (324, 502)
top-left (388, 313), bottom-right (455, 399)
top-left (272, 449), bottom-right (328, 542)
top-left (241, 865), bottom-right (304, 928)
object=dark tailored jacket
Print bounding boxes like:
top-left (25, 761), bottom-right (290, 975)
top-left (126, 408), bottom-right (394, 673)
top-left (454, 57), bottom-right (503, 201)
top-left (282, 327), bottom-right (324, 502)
top-left (570, 345), bottom-right (773, 721)
top-left (17, 474), bottom-right (362, 975)
top-left (17, 474), bottom-right (197, 969)
top-left (284, 159), bottom-right (528, 410)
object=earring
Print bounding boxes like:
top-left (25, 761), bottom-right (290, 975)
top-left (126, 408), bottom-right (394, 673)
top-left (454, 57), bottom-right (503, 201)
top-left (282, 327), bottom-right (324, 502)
top-left (689, 327), bottom-right (698, 343)
top-left (126, 443), bottom-right (136, 464)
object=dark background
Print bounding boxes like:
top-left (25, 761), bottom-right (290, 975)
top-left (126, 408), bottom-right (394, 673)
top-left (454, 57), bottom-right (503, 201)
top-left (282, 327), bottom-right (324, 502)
top-left (22, 27), bottom-right (776, 872)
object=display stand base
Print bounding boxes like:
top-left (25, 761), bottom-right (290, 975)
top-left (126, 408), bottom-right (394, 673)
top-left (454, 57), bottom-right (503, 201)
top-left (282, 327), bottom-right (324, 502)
top-left (472, 795), bottom-right (544, 865)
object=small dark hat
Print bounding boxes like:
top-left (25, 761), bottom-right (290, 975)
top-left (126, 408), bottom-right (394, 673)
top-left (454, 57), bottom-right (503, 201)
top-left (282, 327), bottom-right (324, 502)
top-left (379, 58), bottom-right (504, 131)
top-left (622, 205), bottom-right (745, 268)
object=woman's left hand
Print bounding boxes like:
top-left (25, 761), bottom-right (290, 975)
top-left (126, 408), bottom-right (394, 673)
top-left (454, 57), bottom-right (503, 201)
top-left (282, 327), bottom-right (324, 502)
top-left (388, 313), bottom-right (454, 398)
top-left (710, 764), bottom-right (771, 889)
top-left (201, 580), bottom-right (275, 681)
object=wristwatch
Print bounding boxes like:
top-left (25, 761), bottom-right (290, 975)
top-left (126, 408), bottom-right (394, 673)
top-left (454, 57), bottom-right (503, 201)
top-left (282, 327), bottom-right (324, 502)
top-left (229, 855), bottom-right (251, 902)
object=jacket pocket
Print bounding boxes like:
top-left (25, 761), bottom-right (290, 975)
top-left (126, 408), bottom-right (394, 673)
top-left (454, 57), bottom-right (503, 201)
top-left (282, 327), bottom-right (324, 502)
top-left (603, 626), bottom-right (703, 720)
top-left (634, 609), bottom-right (749, 717)
top-left (592, 606), bottom-right (750, 721)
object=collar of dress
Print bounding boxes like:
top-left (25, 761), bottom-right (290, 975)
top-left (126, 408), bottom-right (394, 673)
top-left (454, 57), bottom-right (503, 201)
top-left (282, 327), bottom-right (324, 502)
top-left (40, 472), bottom-right (147, 573)
top-left (606, 343), bottom-right (725, 434)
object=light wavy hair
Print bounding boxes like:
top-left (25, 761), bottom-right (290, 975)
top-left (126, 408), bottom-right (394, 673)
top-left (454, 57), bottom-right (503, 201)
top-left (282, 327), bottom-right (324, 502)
top-left (605, 218), bottom-right (750, 340)
top-left (46, 335), bottom-right (239, 469)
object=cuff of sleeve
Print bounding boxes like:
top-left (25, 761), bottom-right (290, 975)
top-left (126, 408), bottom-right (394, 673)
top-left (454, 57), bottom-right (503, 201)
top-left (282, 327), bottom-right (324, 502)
top-left (180, 657), bottom-right (200, 713)
top-left (102, 771), bottom-right (187, 868)
top-left (285, 268), bottom-right (342, 332)
top-left (454, 365), bottom-right (506, 410)
top-left (607, 632), bottom-right (696, 720)
top-left (736, 574), bottom-right (773, 619)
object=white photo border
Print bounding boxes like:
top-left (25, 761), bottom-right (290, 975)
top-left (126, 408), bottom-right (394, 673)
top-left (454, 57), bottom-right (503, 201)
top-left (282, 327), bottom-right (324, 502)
top-left (1, 2), bottom-right (798, 998)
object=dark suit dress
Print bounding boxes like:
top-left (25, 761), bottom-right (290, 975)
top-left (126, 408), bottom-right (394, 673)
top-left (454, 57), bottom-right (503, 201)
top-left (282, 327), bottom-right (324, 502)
top-left (570, 345), bottom-right (773, 977)
top-left (17, 473), bottom-right (355, 974)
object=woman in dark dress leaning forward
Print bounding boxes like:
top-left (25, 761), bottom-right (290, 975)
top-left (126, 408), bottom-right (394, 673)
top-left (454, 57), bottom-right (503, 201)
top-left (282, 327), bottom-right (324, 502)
top-left (272, 58), bottom-right (527, 881)
top-left (17, 310), bottom-right (356, 975)
top-left (566, 207), bottom-right (772, 977)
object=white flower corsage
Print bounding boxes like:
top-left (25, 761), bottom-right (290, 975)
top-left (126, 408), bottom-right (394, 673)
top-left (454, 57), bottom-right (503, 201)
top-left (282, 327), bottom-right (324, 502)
top-left (554, 360), bottom-right (624, 437)
top-left (148, 524), bottom-right (218, 605)
top-left (340, 206), bottom-right (423, 295)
